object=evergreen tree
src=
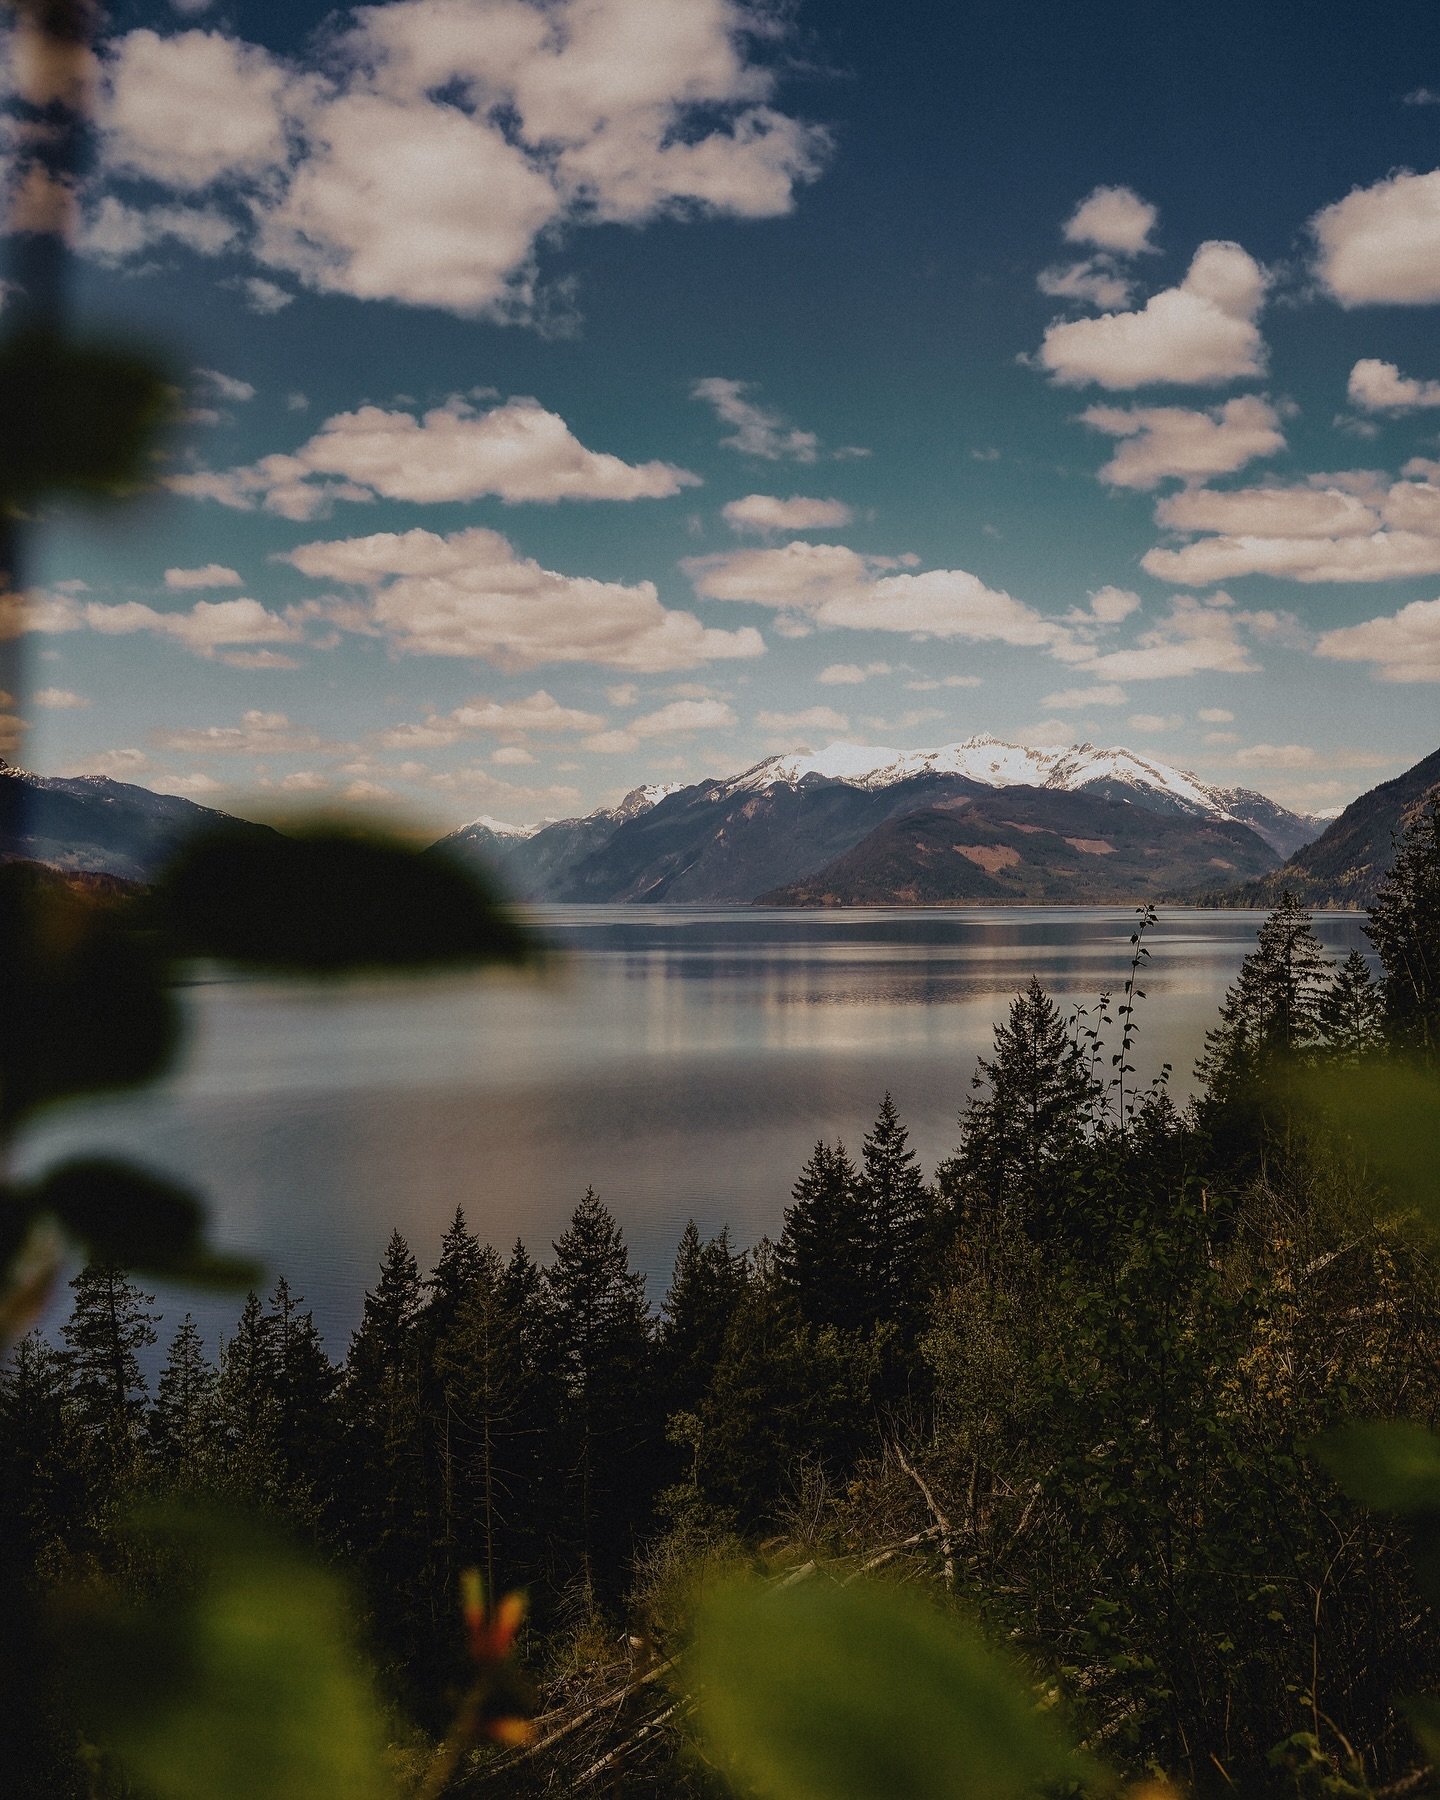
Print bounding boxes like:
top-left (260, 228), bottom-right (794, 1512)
top-left (660, 1221), bottom-right (747, 1417)
top-left (1318, 949), bottom-right (1385, 1064)
top-left (0, 1332), bottom-right (88, 1557)
top-left (218, 1292), bottom-right (283, 1501)
top-left (542, 1189), bottom-right (655, 1600)
top-left (265, 1278), bottom-right (338, 1499)
top-left (149, 1313), bottom-right (218, 1485)
top-left (857, 1093), bottom-right (932, 1326)
top-left (61, 1263), bottom-right (157, 1482)
top-left (941, 977), bottom-right (1095, 1234)
top-left (422, 1207), bottom-right (486, 1350)
top-left (1367, 798), bottom-right (1440, 1060)
top-left (775, 1140), bottom-right (869, 1331)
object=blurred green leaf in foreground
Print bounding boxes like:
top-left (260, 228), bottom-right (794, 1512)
top-left (689, 1576), bottom-right (1090, 1800)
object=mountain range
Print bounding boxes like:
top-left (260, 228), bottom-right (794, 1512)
top-left (434, 735), bottom-right (1324, 906)
top-left (15, 733), bottom-right (1432, 911)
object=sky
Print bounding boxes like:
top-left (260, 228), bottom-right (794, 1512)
top-left (5, 0), bottom-right (1440, 830)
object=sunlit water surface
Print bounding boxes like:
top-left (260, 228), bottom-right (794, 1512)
top-left (20, 906), bottom-right (1372, 1351)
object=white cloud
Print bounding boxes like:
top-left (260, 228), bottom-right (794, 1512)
top-left (83, 596), bottom-right (303, 660)
top-left (1347, 358), bottom-right (1440, 412)
top-left (68, 747), bottom-right (153, 779)
top-left (817, 661), bottom-right (890, 685)
top-left (1315, 596), bottom-right (1440, 681)
top-left (241, 277), bottom-right (292, 313)
top-left (1197, 706), bottom-right (1234, 723)
top-left (1080, 585), bottom-right (1142, 623)
top-left (1081, 395), bottom-right (1285, 489)
top-left (102, 29), bottom-right (296, 190)
top-left (378, 689), bottom-right (606, 748)
top-left (905, 674), bottom-right (983, 691)
top-left (195, 366), bottom-right (254, 402)
top-left (491, 745), bottom-right (534, 766)
top-left (33, 687), bottom-right (90, 710)
top-left (1311, 169), bottom-right (1440, 306)
top-left (1204, 730), bottom-right (1239, 745)
top-left (0, 589), bottom-right (85, 638)
top-left (693, 378), bottom-right (821, 461)
top-left (684, 540), bottom-right (1072, 650)
top-left (152, 710), bottom-right (328, 755)
top-left (1063, 185), bottom-right (1158, 255)
top-left (1144, 468), bottom-right (1440, 584)
top-left (583, 696), bottom-right (736, 753)
top-left (1077, 595), bottom-right (1261, 681)
top-left (1037, 260), bottom-right (1134, 311)
top-left (723, 493), bottom-right (853, 531)
top-left (81, 195), bottom-right (237, 260)
top-left (753, 705), bottom-right (850, 738)
top-left (1042, 683), bottom-right (1128, 708)
top-left (1128, 711), bottom-right (1183, 732)
top-left (165, 563), bottom-right (243, 588)
top-left (1036, 241), bottom-right (1268, 389)
top-left (95, 3), bottom-right (828, 320)
top-left (285, 525), bottom-right (764, 673)
top-left (169, 394), bottom-right (697, 514)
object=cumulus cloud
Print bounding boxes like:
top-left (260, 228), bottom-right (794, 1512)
top-left (1315, 596), bottom-right (1440, 681)
top-left (1347, 358), bottom-right (1440, 412)
top-left (1311, 169), bottom-right (1440, 306)
top-left (165, 563), bottom-right (243, 588)
top-left (1064, 185), bottom-right (1158, 255)
top-left (241, 276), bottom-right (292, 312)
top-left (684, 540), bottom-right (1072, 650)
top-left (1076, 594), bottom-right (1261, 681)
top-left (33, 687), bottom-right (91, 709)
top-left (753, 704), bottom-right (850, 739)
top-left (1081, 395), bottom-right (1286, 489)
top-left (194, 366), bottom-right (254, 402)
top-left (377, 689), bottom-right (606, 748)
top-left (1144, 466), bottom-right (1440, 584)
top-left (285, 526), bottom-right (765, 673)
top-left (168, 394), bottom-right (697, 514)
top-left (817, 661), bottom-right (890, 685)
top-left (80, 195), bottom-right (237, 260)
top-left (1041, 684), bottom-right (1128, 708)
top-left (1128, 711), bottom-right (1183, 732)
top-left (722, 493), bottom-right (853, 531)
top-left (583, 696), bottom-right (736, 754)
top-left (91, 2), bottom-right (829, 320)
top-left (693, 378), bottom-right (823, 461)
top-left (0, 589), bottom-right (85, 638)
top-left (83, 596), bottom-right (304, 661)
top-left (1037, 260), bottom-right (1134, 310)
top-left (1197, 707), bottom-right (1235, 723)
top-left (152, 709), bottom-right (329, 754)
top-left (1036, 241), bottom-right (1268, 389)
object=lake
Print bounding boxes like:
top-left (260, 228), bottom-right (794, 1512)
top-left (20, 905), bottom-right (1373, 1354)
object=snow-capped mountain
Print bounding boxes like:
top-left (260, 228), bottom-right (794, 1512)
top-left (718, 735), bottom-right (1258, 828)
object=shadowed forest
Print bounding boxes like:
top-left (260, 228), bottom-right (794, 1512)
top-left (6, 802), bottom-right (1440, 1798)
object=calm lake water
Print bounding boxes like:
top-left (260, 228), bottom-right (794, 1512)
top-left (21, 905), bottom-right (1373, 1353)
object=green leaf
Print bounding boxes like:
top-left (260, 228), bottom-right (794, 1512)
top-left (0, 327), bottom-right (174, 504)
top-left (27, 1157), bottom-right (258, 1285)
top-left (0, 864), bottom-right (180, 1129)
top-left (149, 822), bottom-right (538, 974)
top-left (688, 1577), bottom-right (1088, 1800)
top-left (1313, 1421), bottom-right (1440, 1516)
top-left (58, 1506), bottom-right (391, 1800)
top-left (1288, 1064), bottom-right (1440, 1222)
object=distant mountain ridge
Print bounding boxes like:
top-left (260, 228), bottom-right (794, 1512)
top-left (0, 758), bottom-right (280, 881)
top-left (1215, 744), bottom-right (1440, 909)
top-left (435, 735), bottom-right (1322, 906)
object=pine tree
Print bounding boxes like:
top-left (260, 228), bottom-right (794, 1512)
top-left (61, 1263), bottom-right (157, 1481)
top-left (1319, 950), bottom-right (1385, 1064)
top-left (942, 977), bottom-right (1095, 1233)
top-left (150, 1313), bottom-right (219, 1485)
top-left (775, 1140), bottom-right (869, 1331)
top-left (542, 1189), bottom-right (656, 1600)
top-left (857, 1093), bottom-right (932, 1326)
top-left (660, 1221), bottom-right (747, 1417)
top-left (266, 1278), bottom-right (338, 1498)
top-left (0, 1332), bottom-right (88, 1555)
top-left (1367, 798), bottom-right (1440, 1060)
top-left (1198, 893), bottom-right (1333, 1103)
top-left (422, 1207), bottom-right (486, 1349)
top-left (218, 1291), bottom-right (283, 1501)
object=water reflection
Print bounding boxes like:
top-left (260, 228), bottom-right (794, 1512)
top-left (20, 906), bottom-right (1372, 1350)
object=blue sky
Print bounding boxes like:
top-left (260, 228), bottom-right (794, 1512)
top-left (8, 0), bottom-right (1440, 828)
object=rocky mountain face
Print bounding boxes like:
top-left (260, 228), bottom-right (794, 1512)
top-left (0, 760), bottom-right (279, 882)
top-left (1217, 745), bottom-right (1440, 908)
top-left (759, 786), bottom-right (1283, 906)
top-left (438, 737), bottom-right (1316, 905)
